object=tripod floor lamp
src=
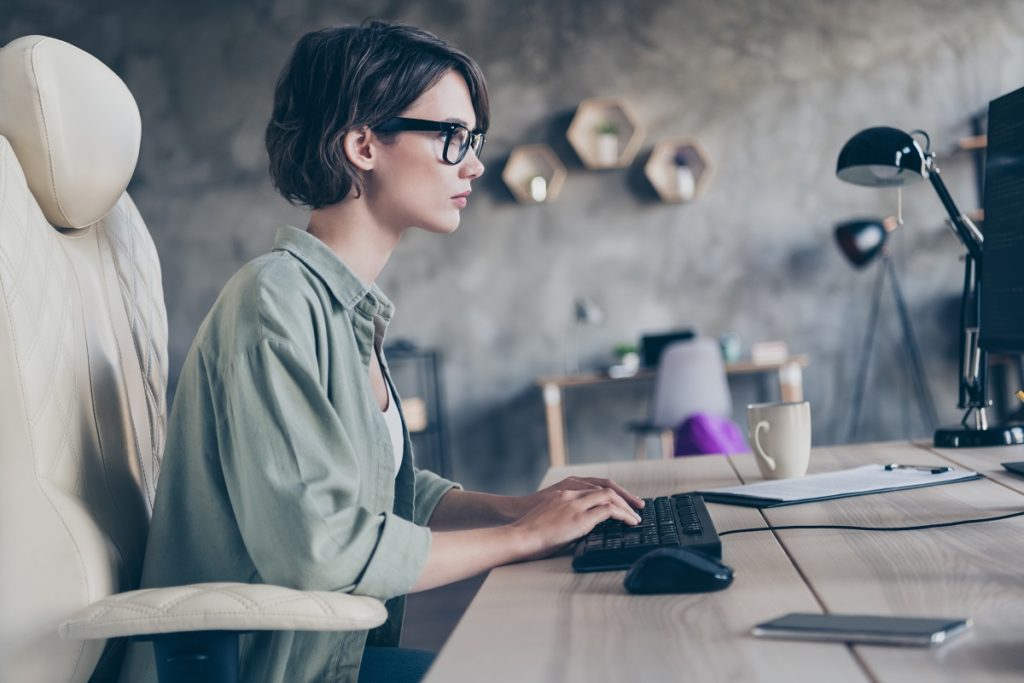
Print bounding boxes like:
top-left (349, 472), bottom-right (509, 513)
top-left (835, 216), bottom-right (939, 441)
top-left (836, 126), bottom-right (1024, 447)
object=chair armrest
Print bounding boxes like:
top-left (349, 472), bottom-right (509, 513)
top-left (58, 582), bottom-right (387, 641)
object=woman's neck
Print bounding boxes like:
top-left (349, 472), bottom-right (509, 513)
top-left (306, 199), bottom-right (401, 285)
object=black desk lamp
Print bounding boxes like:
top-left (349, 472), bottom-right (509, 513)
top-left (836, 126), bottom-right (1023, 447)
top-left (835, 216), bottom-right (938, 441)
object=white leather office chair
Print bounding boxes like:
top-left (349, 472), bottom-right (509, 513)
top-left (0, 36), bottom-right (387, 682)
top-left (629, 338), bottom-right (733, 459)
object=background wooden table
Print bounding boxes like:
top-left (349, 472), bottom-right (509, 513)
top-left (537, 355), bottom-right (809, 467)
top-left (424, 441), bottom-right (1024, 682)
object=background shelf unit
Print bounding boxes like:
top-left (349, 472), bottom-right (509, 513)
top-left (643, 136), bottom-right (713, 203)
top-left (501, 144), bottom-right (567, 204)
top-left (566, 97), bottom-right (645, 170)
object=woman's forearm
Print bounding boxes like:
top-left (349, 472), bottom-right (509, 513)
top-left (410, 525), bottom-right (530, 592)
top-left (426, 489), bottom-right (529, 530)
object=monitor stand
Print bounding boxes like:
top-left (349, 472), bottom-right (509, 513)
top-left (934, 424), bottom-right (1024, 448)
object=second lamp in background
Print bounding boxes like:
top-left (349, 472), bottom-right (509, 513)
top-left (834, 215), bottom-right (938, 441)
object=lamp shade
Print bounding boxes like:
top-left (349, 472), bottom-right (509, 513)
top-left (835, 217), bottom-right (898, 268)
top-left (836, 127), bottom-right (927, 187)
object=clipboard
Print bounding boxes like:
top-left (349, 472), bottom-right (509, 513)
top-left (695, 464), bottom-right (981, 508)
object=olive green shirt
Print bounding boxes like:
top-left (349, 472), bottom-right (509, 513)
top-left (121, 226), bottom-right (459, 682)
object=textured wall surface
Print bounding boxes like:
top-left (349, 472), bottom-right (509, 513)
top-left (4, 0), bottom-right (1024, 493)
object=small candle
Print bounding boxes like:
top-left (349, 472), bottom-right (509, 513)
top-left (675, 165), bottom-right (695, 201)
top-left (596, 131), bottom-right (619, 166)
top-left (529, 175), bottom-right (548, 202)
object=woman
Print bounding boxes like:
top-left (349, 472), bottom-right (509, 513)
top-left (129, 20), bottom-right (643, 683)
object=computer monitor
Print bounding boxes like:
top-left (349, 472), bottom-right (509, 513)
top-left (980, 85), bottom-right (1024, 353)
top-left (640, 330), bottom-right (695, 368)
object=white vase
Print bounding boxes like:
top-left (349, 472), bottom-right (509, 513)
top-left (596, 132), bottom-right (619, 166)
top-left (675, 165), bottom-right (696, 201)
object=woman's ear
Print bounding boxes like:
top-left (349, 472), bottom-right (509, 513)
top-left (342, 126), bottom-right (376, 171)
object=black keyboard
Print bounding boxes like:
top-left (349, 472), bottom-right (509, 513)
top-left (572, 493), bottom-right (721, 572)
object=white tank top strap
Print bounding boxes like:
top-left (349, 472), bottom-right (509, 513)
top-left (381, 374), bottom-right (404, 480)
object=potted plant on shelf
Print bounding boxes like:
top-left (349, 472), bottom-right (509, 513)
top-left (672, 147), bottom-right (696, 201)
top-left (594, 119), bottom-right (620, 166)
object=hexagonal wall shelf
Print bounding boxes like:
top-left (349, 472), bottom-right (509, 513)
top-left (644, 137), bottom-right (712, 203)
top-left (501, 144), bottom-right (567, 204)
top-left (566, 97), bottom-right (645, 170)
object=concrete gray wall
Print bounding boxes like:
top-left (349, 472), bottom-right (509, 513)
top-left (5, 0), bottom-right (1024, 493)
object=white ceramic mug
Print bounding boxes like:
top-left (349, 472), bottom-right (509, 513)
top-left (747, 401), bottom-right (811, 479)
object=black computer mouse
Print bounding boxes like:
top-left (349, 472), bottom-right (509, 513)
top-left (623, 547), bottom-right (734, 594)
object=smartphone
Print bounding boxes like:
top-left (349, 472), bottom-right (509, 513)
top-left (1002, 461), bottom-right (1024, 477)
top-left (752, 613), bottom-right (971, 647)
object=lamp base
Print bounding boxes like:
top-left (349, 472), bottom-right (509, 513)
top-left (933, 423), bottom-right (1024, 448)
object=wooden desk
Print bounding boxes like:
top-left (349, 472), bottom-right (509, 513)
top-left (537, 355), bottom-right (809, 467)
top-left (424, 441), bottom-right (1024, 682)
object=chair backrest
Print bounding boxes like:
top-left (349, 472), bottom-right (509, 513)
top-left (649, 337), bottom-right (731, 428)
top-left (0, 36), bottom-right (166, 682)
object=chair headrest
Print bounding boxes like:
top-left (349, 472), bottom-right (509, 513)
top-left (0, 35), bottom-right (140, 229)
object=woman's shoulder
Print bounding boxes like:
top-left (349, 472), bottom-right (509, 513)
top-left (198, 251), bottom-right (333, 359)
top-left (233, 250), bottom-right (322, 304)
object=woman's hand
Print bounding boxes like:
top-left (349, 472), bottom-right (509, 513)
top-left (507, 476), bottom-right (645, 521)
top-left (509, 487), bottom-right (643, 562)
top-left (427, 479), bottom-right (642, 532)
top-left (413, 480), bottom-right (646, 591)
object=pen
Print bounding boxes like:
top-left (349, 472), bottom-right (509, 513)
top-left (884, 463), bottom-right (952, 474)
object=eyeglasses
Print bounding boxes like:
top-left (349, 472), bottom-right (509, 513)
top-left (374, 117), bottom-right (485, 165)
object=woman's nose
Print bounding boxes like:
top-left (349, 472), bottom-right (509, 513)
top-left (460, 150), bottom-right (484, 179)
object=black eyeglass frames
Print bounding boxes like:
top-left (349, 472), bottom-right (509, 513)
top-left (374, 117), bottom-right (485, 165)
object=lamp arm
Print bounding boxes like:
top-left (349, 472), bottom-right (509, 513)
top-left (924, 157), bottom-right (991, 427)
top-left (925, 160), bottom-right (984, 261)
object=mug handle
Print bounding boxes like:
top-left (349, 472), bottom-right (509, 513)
top-left (752, 421), bottom-right (776, 471)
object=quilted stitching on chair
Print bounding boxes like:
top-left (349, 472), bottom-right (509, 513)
top-left (0, 137), bottom-right (82, 493)
top-left (100, 194), bottom-right (167, 501)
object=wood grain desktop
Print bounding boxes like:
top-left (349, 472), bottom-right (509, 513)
top-left (424, 441), bottom-right (1024, 682)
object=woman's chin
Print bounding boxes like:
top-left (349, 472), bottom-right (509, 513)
top-left (418, 215), bottom-right (461, 234)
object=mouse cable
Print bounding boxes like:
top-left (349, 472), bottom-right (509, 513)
top-left (718, 509), bottom-right (1024, 537)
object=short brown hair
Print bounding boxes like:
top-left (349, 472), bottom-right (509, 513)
top-left (265, 20), bottom-right (490, 209)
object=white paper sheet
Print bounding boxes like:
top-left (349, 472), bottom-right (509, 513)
top-left (699, 464), bottom-right (978, 503)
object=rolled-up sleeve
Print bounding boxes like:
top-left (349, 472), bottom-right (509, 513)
top-left (412, 468), bottom-right (462, 526)
top-left (214, 338), bottom-right (430, 600)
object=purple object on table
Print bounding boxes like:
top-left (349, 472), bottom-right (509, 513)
top-left (674, 412), bottom-right (749, 456)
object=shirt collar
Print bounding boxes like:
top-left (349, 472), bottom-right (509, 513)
top-left (272, 226), bottom-right (394, 323)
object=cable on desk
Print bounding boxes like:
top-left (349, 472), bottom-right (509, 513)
top-left (718, 510), bottom-right (1024, 537)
